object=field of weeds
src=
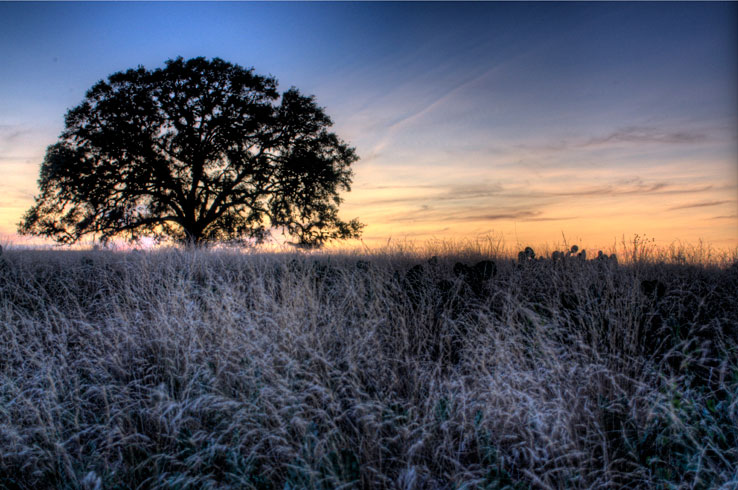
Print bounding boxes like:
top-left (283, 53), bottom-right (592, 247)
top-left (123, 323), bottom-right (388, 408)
top-left (0, 243), bottom-right (736, 489)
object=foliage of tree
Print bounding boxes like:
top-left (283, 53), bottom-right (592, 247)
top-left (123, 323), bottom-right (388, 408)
top-left (19, 57), bottom-right (363, 246)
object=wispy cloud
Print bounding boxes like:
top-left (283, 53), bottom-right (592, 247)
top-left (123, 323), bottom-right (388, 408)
top-left (455, 210), bottom-right (540, 222)
top-left (0, 124), bottom-right (31, 145)
top-left (523, 215), bottom-right (578, 222)
top-left (357, 183), bottom-right (441, 191)
top-left (517, 125), bottom-right (712, 154)
top-left (384, 204), bottom-right (540, 224)
top-left (352, 182), bottom-right (503, 207)
top-left (363, 62), bottom-right (508, 156)
top-left (668, 200), bottom-right (733, 211)
top-left (353, 180), bottom-right (717, 209)
top-left (436, 183), bottom-right (505, 200)
top-left (0, 155), bottom-right (39, 163)
top-left (497, 180), bottom-right (714, 200)
top-left (510, 181), bottom-right (670, 198)
top-left (579, 126), bottom-right (707, 147)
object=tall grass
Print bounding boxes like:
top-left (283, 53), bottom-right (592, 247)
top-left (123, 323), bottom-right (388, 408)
top-left (0, 243), bottom-right (736, 489)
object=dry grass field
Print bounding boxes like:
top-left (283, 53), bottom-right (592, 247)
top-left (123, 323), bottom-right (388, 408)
top-left (0, 241), bottom-right (736, 489)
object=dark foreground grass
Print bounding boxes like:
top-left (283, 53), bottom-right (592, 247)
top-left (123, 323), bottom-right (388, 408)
top-left (0, 244), bottom-right (736, 489)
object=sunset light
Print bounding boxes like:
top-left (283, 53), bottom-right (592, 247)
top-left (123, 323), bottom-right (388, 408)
top-left (1, 2), bottom-right (736, 250)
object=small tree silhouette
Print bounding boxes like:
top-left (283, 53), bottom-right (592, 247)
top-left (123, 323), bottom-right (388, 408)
top-left (19, 57), bottom-right (363, 247)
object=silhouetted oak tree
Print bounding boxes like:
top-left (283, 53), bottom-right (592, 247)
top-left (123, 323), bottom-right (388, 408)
top-left (19, 57), bottom-right (363, 246)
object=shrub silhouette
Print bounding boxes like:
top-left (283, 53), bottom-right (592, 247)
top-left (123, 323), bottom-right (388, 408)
top-left (517, 246), bottom-right (536, 263)
top-left (640, 279), bottom-right (666, 300)
top-left (453, 259), bottom-right (497, 296)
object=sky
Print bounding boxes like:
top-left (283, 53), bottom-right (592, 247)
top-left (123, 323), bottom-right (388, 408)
top-left (1, 2), bottom-right (736, 250)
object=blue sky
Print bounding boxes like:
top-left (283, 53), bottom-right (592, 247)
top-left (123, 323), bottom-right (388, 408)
top-left (1, 2), bottom-right (736, 249)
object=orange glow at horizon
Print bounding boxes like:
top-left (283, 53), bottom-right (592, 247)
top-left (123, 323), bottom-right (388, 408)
top-left (2, 139), bottom-right (736, 251)
top-left (1, 3), bottom-right (736, 253)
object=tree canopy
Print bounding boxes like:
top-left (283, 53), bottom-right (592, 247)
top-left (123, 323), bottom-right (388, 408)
top-left (19, 57), bottom-right (363, 246)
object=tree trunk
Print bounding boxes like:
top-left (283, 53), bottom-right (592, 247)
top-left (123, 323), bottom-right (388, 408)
top-left (180, 219), bottom-right (205, 246)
